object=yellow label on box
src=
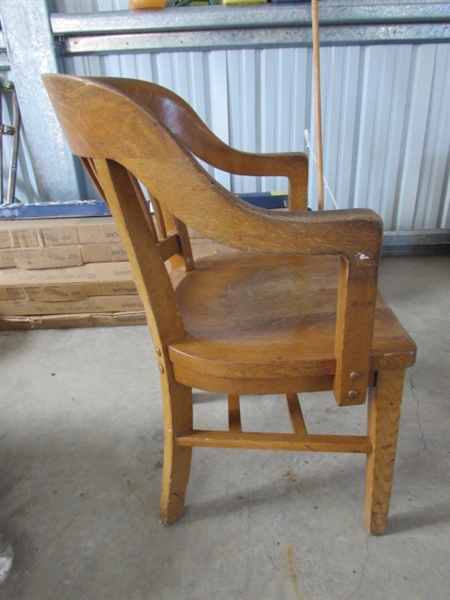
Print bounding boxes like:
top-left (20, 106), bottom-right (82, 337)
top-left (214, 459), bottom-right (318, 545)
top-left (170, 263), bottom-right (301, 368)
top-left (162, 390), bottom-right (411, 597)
top-left (223, 0), bottom-right (267, 4)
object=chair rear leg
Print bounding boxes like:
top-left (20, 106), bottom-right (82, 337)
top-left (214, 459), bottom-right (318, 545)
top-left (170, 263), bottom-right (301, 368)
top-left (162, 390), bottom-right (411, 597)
top-left (159, 380), bottom-right (193, 525)
top-left (365, 368), bottom-right (406, 535)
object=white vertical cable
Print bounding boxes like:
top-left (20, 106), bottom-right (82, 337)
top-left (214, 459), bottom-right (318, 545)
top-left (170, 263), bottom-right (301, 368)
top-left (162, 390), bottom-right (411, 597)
top-left (304, 130), bottom-right (338, 210)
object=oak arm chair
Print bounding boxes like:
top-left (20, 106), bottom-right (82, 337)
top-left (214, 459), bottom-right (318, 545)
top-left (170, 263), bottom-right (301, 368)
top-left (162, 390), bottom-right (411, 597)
top-left (43, 74), bottom-right (416, 535)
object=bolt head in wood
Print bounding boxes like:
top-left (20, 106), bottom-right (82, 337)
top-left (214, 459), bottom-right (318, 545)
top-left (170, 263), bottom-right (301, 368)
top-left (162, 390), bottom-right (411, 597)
top-left (350, 371), bottom-right (361, 381)
top-left (159, 364), bottom-right (165, 373)
top-left (348, 389), bottom-right (360, 400)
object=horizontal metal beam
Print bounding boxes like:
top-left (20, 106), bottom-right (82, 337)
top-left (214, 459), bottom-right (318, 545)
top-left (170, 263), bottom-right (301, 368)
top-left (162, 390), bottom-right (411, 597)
top-left (51, 3), bottom-right (450, 37)
top-left (51, 3), bottom-right (450, 55)
top-left (382, 230), bottom-right (450, 256)
top-left (59, 23), bottom-right (450, 55)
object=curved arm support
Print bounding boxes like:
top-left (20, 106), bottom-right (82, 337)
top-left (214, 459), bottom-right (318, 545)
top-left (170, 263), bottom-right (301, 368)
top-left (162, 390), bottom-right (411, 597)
top-left (94, 76), bottom-right (308, 211)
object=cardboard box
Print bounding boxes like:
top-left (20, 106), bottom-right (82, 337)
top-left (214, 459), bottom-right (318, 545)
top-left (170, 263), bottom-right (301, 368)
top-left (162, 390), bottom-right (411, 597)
top-left (0, 311), bottom-right (147, 331)
top-left (0, 241), bottom-right (128, 270)
top-left (0, 217), bottom-right (120, 249)
top-left (0, 262), bottom-right (138, 302)
top-left (0, 215), bottom-right (231, 259)
top-left (0, 295), bottom-right (144, 316)
top-left (0, 217), bottom-right (239, 331)
top-left (0, 236), bottom-right (233, 271)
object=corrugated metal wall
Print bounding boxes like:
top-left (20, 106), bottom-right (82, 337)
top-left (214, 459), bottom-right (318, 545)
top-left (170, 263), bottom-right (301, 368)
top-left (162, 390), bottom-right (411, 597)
top-left (61, 46), bottom-right (449, 231)
top-left (52, 0), bottom-right (450, 231)
top-left (5, 0), bottom-right (450, 231)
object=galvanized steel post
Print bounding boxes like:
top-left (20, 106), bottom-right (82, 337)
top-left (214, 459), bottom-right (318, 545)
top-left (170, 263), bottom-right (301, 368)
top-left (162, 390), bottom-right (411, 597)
top-left (0, 0), bottom-right (82, 202)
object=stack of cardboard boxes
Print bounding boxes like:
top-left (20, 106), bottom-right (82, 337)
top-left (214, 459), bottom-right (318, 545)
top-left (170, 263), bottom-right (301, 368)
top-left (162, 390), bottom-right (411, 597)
top-left (0, 216), bottom-right (233, 331)
top-left (0, 217), bottom-right (146, 330)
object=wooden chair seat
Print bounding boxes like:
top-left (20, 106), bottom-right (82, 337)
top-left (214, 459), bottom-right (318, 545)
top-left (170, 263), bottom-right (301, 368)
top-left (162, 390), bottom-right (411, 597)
top-left (169, 253), bottom-right (416, 393)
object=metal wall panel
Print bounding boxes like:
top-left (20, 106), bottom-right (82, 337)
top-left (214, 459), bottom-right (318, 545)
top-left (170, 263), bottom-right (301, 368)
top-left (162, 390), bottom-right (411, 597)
top-left (60, 41), bottom-right (449, 231)
top-left (3, 0), bottom-right (448, 231)
top-left (0, 70), bottom-right (40, 204)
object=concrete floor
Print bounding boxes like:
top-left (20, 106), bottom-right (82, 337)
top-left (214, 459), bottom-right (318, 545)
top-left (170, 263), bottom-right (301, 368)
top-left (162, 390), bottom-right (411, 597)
top-left (0, 255), bottom-right (449, 600)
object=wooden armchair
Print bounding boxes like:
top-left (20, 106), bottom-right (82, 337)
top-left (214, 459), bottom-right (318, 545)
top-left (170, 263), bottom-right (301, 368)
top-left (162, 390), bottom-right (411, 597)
top-left (43, 74), bottom-right (416, 534)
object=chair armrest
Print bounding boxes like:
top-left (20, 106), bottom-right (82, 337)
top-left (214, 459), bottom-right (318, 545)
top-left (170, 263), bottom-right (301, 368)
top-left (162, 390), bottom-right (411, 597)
top-left (169, 195), bottom-right (382, 408)
top-left (199, 148), bottom-right (308, 212)
top-left (93, 77), bottom-right (309, 211)
top-left (246, 206), bottom-right (383, 408)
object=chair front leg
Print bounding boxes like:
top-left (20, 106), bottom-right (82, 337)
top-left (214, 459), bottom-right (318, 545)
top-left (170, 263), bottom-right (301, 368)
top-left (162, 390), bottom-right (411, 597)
top-left (159, 379), bottom-right (193, 525)
top-left (365, 368), bottom-right (406, 534)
